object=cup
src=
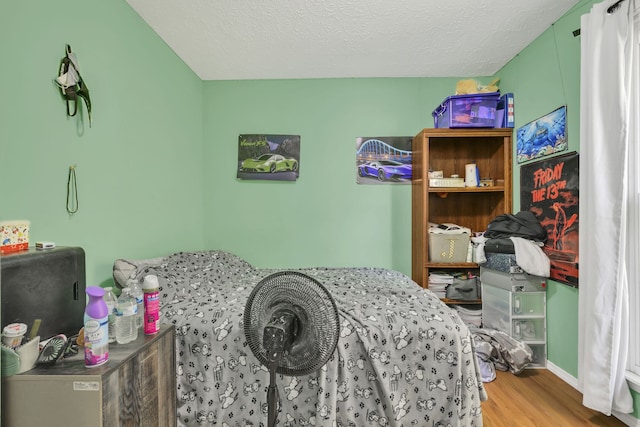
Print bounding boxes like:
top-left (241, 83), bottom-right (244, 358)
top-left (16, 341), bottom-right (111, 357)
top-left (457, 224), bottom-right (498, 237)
top-left (2, 323), bottom-right (27, 348)
top-left (16, 336), bottom-right (40, 373)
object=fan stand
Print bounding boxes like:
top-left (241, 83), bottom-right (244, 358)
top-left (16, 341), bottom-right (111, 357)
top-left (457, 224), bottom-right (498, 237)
top-left (267, 361), bottom-right (279, 427)
top-left (244, 271), bottom-right (340, 427)
top-left (264, 311), bottom-right (296, 427)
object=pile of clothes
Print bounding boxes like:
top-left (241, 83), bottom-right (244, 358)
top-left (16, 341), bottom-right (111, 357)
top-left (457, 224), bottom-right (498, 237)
top-left (473, 210), bottom-right (550, 277)
top-left (471, 327), bottom-right (534, 382)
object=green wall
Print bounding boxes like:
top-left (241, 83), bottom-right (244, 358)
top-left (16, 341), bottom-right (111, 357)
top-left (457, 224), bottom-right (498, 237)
top-left (202, 78), bottom-right (465, 271)
top-left (498, 1), bottom-right (586, 379)
top-left (499, 0), bottom-right (640, 418)
top-left (0, 0), bottom-right (205, 285)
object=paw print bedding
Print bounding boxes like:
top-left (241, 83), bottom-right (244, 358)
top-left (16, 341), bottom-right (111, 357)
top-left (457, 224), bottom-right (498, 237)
top-left (117, 250), bottom-right (487, 426)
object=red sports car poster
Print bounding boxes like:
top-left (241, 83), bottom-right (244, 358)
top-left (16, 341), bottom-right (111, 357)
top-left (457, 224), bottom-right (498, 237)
top-left (520, 152), bottom-right (579, 287)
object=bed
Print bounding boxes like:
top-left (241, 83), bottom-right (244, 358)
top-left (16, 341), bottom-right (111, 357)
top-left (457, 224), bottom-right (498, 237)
top-left (113, 250), bottom-right (487, 426)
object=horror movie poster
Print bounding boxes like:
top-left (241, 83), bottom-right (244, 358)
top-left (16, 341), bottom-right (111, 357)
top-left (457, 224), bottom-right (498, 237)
top-left (520, 152), bottom-right (579, 287)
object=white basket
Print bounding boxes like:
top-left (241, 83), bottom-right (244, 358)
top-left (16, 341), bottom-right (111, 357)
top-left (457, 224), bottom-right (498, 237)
top-left (428, 230), bottom-right (470, 263)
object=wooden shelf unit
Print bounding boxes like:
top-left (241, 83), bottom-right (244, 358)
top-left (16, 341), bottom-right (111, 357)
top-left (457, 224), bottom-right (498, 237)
top-left (411, 128), bottom-right (513, 301)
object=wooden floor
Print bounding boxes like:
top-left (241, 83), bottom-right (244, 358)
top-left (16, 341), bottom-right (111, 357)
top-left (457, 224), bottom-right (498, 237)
top-left (482, 369), bottom-right (627, 426)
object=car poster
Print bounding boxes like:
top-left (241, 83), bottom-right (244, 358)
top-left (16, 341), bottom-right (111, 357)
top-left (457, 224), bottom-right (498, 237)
top-left (356, 136), bottom-right (413, 184)
top-left (237, 134), bottom-right (300, 181)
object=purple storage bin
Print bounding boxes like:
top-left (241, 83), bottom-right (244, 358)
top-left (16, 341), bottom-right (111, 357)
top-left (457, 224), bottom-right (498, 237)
top-left (432, 92), bottom-right (500, 128)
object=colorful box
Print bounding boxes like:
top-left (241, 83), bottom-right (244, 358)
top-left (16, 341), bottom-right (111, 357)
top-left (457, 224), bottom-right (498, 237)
top-left (432, 92), bottom-right (500, 128)
top-left (494, 93), bottom-right (515, 128)
top-left (0, 220), bottom-right (30, 254)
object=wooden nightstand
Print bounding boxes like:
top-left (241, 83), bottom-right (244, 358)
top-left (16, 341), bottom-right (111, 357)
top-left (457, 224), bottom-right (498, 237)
top-left (2, 324), bottom-right (176, 427)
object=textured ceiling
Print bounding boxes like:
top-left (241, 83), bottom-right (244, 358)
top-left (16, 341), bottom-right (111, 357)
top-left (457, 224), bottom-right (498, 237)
top-left (125, 0), bottom-right (579, 81)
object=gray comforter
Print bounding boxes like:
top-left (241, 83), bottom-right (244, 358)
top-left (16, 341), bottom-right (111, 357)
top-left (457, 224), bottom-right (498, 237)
top-left (122, 250), bottom-right (487, 426)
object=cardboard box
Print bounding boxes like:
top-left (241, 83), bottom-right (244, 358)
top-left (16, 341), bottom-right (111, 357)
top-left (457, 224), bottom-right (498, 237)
top-left (0, 221), bottom-right (30, 254)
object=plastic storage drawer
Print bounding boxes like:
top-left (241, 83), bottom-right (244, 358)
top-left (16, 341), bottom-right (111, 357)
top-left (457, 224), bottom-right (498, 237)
top-left (481, 285), bottom-right (510, 333)
top-left (480, 267), bottom-right (547, 292)
top-left (512, 292), bottom-right (545, 317)
top-left (527, 344), bottom-right (547, 368)
top-left (512, 318), bottom-right (546, 342)
top-left (481, 282), bottom-right (547, 369)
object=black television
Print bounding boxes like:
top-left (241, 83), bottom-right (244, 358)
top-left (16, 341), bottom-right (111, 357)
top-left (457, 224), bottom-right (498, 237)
top-left (1, 247), bottom-right (86, 340)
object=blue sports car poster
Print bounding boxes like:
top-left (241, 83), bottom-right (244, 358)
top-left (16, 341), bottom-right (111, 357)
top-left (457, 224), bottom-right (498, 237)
top-left (516, 106), bottom-right (568, 164)
top-left (356, 136), bottom-right (413, 185)
top-left (237, 134), bottom-right (300, 181)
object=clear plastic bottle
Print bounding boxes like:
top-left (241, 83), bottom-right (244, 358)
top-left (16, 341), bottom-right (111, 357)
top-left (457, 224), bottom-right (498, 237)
top-left (103, 287), bottom-right (118, 343)
top-left (127, 277), bottom-right (144, 330)
top-left (115, 287), bottom-right (138, 344)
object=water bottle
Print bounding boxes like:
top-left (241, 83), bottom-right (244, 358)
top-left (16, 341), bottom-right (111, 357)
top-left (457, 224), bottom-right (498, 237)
top-left (115, 287), bottom-right (138, 344)
top-left (84, 286), bottom-right (109, 367)
top-left (142, 275), bottom-right (160, 335)
top-left (127, 278), bottom-right (144, 330)
top-left (103, 287), bottom-right (118, 343)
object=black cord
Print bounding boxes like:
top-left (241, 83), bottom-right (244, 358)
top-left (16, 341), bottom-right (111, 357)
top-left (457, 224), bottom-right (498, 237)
top-left (607, 0), bottom-right (626, 13)
top-left (67, 165), bottom-right (78, 215)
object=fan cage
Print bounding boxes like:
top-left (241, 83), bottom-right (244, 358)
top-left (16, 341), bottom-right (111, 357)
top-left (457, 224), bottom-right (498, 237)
top-left (244, 271), bottom-right (340, 376)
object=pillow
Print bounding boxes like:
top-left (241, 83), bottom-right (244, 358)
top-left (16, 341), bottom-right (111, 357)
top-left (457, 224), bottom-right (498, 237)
top-left (112, 256), bottom-right (165, 289)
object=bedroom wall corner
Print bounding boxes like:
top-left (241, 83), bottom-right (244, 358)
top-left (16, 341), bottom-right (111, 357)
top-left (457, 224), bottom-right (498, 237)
top-left (495, 0), bottom-right (639, 405)
top-left (0, 0), bottom-right (205, 286)
top-left (497, 3), bottom-right (584, 378)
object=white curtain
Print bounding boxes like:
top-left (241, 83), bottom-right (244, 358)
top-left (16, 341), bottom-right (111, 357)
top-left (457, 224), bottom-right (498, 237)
top-left (578, 0), bottom-right (635, 415)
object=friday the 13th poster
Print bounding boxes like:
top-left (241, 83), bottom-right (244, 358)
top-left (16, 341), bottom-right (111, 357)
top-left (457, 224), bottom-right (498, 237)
top-left (520, 151), bottom-right (579, 287)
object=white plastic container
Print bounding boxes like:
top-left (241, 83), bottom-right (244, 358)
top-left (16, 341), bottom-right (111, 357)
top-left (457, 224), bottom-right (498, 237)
top-left (2, 323), bottom-right (27, 348)
top-left (115, 287), bottom-right (138, 344)
top-left (465, 162), bottom-right (480, 187)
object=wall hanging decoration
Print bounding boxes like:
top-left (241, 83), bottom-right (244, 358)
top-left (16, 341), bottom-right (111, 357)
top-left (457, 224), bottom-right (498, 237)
top-left (520, 151), bottom-right (579, 287)
top-left (55, 44), bottom-right (92, 127)
top-left (516, 106), bottom-right (567, 163)
top-left (66, 165), bottom-right (78, 215)
top-left (237, 135), bottom-right (300, 181)
top-left (356, 136), bottom-right (412, 184)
